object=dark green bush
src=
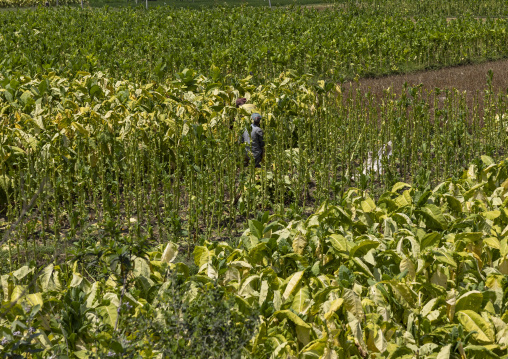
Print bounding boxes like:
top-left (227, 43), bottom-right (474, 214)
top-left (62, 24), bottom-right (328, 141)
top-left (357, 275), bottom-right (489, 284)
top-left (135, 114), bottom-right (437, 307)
top-left (116, 276), bottom-right (259, 358)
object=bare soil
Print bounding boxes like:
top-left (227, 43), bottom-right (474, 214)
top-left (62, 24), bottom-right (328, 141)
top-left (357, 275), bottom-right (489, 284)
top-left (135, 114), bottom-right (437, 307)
top-left (344, 58), bottom-right (508, 96)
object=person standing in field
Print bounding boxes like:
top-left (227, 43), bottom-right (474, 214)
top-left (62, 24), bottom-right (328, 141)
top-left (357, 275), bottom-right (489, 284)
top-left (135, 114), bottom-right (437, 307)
top-left (240, 113), bottom-right (264, 168)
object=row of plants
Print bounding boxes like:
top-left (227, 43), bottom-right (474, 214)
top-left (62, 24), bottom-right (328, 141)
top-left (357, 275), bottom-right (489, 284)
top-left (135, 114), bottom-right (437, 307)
top-left (1, 7), bottom-right (508, 82)
top-left (336, 0), bottom-right (508, 17)
top-left (1, 69), bottom-right (508, 268)
top-left (2, 0), bottom-right (508, 14)
top-left (2, 155), bottom-right (508, 357)
top-left (0, 0), bottom-right (81, 8)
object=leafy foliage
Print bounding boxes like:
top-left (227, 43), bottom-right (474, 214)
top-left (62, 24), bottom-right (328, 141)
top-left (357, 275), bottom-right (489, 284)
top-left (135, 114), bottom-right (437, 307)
top-left (1, 68), bottom-right (508, 270)
top-left (119, 276), bottom-right (259, 358)
top-left (2, 157), bottom-right (508, 357)
top-left (1, 7), bottom-right (508, 81)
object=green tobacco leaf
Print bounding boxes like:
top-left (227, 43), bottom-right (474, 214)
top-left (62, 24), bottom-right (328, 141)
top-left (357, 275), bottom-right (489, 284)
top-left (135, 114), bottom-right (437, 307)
top-left (420, 232), bottom-right (442, 251)
top-left (343, 288), bottom-right (364, 320)
top-left (464, 183), bottom-right (486, 200)
top-left (74, 351), bottom-right (90, 359)
top-left (259, 280), bottom-right (269, 306)
top-left (455, 232), bottom-right (483, 244)
top-left (272, 310), bottom-right (310, 328)
top-left (348, 311), bottom-right (368, 353)
top-left (283, 271), bottom-right (304, 301)
top-left (97, 303), bottom-right (118, 328)
top-left (436, 344), bottom-right (452, 359)
top-left (444, 194), bottom-right (462, 213)
top-left (69, 273), bottom-right (84, 288)
top-left (13, 266), bottom-right (32, 280)
top-left (133, 257), bottom-right (151, 279)
top-left (456, 310), bottom-right (495, 344)
top-left (361, 197), bottom-right (376, 213)
top-left (388, 282), bottom-right (415, 308)
top-left (193, 246), bottom-right (211, 267)
top-left (295, 325), bottom-right (311, 346)
top-left (235, 295), bottom-right (251, 314)
top-left (282, 253), bottom-right (309, 267)
top-left (399, 258), bottom-right (415, 280)
top-left (455, 291), bottom-right (483, 313)
top-left (238, 275), bottom-right (260, 297)
top-left (464, 345), bottom-right (500, 359)
top-left (26, 293), bottom-right (43, 307)
top-left (387, 346), bottom-right (413, 359)
top-left (299, 338), bottom-right (327, 357)
top-left (433, 249), bottom-right (457, 268)
top-left (349, 240), bottom-right (379, 258)
top-left (292, 284), bottom-right (310, 314)
top-left (269, 342), bottom-right (290, 359)
top-left (392, 182), bottom-right (412, 192)
top-left (481, 155), bottom-right (495, 166)
top-left (327, 234), bottom-right (349, 252)
top-left (331, 206), bottom-right (353, 226)
top-left (39, 264), bottom-right (60, 292)
top-left (416, 190), bottom-right (432, 208)
top-left (1, 274), bottom-right (10, 299)
top-left (483, 237), bottom-right (500, 250)
top-left (249, 219), bottom-right (264, 239)
top-left (324, 298), bottom-right (344, 320)
top-left (395, 190), bottom-right (412, 208)
top-left (483, 211), bottom-right (500, 221)
top-left (417, 204), bottom-right (448, 230)
top-left (391, 213), bottom-right (414, 228)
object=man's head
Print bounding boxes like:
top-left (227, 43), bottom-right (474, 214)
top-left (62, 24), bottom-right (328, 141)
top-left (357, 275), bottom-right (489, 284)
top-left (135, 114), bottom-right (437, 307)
top-left (251, 113), bottom-right (262, 125)
top-left (236, 98), bottom-right (247, 108)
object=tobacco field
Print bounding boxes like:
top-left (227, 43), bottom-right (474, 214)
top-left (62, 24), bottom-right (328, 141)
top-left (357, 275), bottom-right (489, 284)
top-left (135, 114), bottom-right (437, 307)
top-left (2, 1), bottom-right (508, 358)
top-left (2, 7), bottom-right (508, 81)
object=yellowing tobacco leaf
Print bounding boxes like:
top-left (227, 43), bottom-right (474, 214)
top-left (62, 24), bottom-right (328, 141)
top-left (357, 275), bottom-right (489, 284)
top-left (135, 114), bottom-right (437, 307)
top-left (456, 310), bottom-right (495, 344)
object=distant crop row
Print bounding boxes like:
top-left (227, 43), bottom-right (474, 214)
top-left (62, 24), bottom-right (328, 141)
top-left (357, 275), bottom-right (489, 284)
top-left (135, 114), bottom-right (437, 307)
top-left (1, 7), bottom-right (508, 82)
top-left (0, 0), bottom-right (80, 7)
top-left (337, 0), bottom-right (508, 17)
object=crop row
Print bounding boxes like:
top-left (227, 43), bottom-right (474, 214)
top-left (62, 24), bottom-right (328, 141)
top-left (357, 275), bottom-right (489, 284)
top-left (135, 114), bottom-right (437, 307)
top-left (1, 7), bottom-right (508, 82)
top-left (0, 70), bottom-right (507, 268)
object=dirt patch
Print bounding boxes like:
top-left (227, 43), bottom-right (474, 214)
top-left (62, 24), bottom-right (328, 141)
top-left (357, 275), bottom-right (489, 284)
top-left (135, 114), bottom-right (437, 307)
top-left (343, 58), bottom-right (508, 98)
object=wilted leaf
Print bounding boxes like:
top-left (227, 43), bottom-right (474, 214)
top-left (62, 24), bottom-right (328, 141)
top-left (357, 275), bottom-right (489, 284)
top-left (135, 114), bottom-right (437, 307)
top-left (292, 234), bottom-right (307, 255)
top-left (161, 242), bottom-right (178, 264)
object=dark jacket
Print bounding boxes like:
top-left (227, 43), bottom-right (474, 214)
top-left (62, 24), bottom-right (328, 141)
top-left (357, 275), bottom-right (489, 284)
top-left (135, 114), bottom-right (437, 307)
top-left (241, 124), bottom-right (264, 160)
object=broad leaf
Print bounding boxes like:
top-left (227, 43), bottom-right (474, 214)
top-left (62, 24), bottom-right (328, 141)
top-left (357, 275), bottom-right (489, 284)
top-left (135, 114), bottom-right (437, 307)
top-left (456, 310), bottom-right (495, 344)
